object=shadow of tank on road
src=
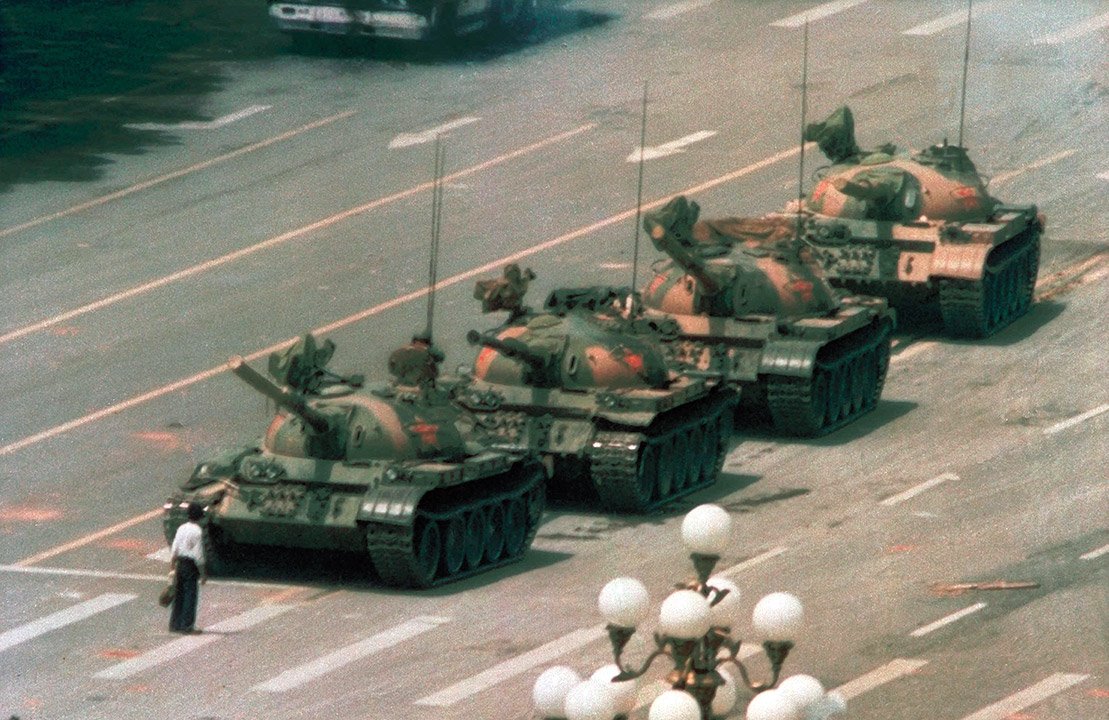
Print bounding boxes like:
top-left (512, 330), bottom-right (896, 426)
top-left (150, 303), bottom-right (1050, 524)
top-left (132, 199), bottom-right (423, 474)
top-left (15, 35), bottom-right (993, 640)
top-left (0, 0), bottom-right (287, 192)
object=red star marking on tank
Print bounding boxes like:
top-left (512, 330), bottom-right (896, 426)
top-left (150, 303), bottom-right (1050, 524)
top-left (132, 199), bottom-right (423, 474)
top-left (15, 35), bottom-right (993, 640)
top-left (953, 185), bottom-right (980, 209)
top-left (621, 348), bottom-right (644, 373)
top-left (408, 422), bottom-right (440, 446)
top-left (645, 274), bottom-right (667, 299)
top-left (790, 278), bottom-right (814, 302)
top-left (812, 179), bottom-right (831, 201)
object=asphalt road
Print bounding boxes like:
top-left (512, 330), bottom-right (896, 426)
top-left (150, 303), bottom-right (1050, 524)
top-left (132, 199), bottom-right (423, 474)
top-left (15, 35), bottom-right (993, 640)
top-left (0, 1), bottom-right (1106, 719)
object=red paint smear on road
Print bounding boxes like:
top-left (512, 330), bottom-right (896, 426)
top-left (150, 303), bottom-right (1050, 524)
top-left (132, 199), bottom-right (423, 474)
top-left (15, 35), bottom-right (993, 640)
top-left (0, 507), bottom-right (63, 522)
top-left (887, 544), bottom-right (917, 553)
top-left (1003, 714), bottom-right (1033, 720)
top-left (98, 648), bottom-right (141, 660)
top-left (125, 684), bottom-right (152, 694)
top-left (1088, 688), bottom-right (1109, 698)
top-left (51, 326), bottom-right (79, 336)
top-left (101, 537), bottom-right (152, 552)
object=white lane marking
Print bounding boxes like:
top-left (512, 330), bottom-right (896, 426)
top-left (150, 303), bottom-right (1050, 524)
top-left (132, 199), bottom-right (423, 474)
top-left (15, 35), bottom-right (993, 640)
top-left (0, 111), bottom-right (355, 241)
top-left (14, 508), bottom-right (163, 567)
top-left (890, 340), bottom-right (936, 363)
top-left (719, 547), bottom-right (788, 577)
top-left (0, 123), bottom-right (594, 349)
top-left (959, 673), bottom-right (1090, 720)
top-left (146, 547), bottom-right (173, 563)
top-left (647, 0), bottom-right (715, 20)
top-left (1033, 11), bottom-right (1109, 45)
top-left (834, 658), bottom-right (928, 700)
top-left (1080, 543), bottom-right (1109, 560)
top-left (126, 105), bottom-right (271, 131)
top-left (771, 0), bottom-right (870, 28)
top-left (1043, 403), bottom-right (1109, 435)
top-left (0, 563), bottom-right (303, 590)
top-left (95, 605), bottom-right (294, 680)
top-left (990, 149), bottom-right (1077, 186)
top-left (0, 593), bottom-right (135, 653)
top-left (415, 625), bottom-right (605, 706)
top-left (627, 130), bottom-right (717, 162)
top-left (910, 602), bottom-right (986, 637)
top-left (388, 117), bottom-right (481, 149)
top-left (254, 616), bottom-right (450, 693)
top-left (1098, 170), bottom-right (1109, 181)
top-left (880, 473), bottom-right (958, 507)
top-left (0, 143), bottom-right (804, 458)
top-left (902, 1), bottom-right (1008, 36)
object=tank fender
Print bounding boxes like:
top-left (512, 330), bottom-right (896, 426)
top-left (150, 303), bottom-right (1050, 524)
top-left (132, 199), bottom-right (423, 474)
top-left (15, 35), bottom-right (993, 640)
top-left (758, 339), bottom-right (825, 378)
top-left (357, 485), bottom-right (429, 527)
top-left (930, 242), bottom-right (992, 281)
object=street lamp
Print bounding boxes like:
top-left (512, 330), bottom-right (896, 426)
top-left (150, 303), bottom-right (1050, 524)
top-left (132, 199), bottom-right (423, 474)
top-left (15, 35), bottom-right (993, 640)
top-left (532, 504), bottom-right (845, 720)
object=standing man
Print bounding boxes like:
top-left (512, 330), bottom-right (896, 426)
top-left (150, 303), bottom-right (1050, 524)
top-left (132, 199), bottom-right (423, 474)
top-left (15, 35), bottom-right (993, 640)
top-left (169, 503), bottom-right (207, 633)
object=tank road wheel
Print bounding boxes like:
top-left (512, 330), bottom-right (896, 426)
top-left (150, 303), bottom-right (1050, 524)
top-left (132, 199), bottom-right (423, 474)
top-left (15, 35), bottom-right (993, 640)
top-left (503, 497), bottom-right (527, 557)
top-left (849, 354), bottom-right (868, 414)
top-left (441, 515), bottom-right (466, 577)
top-left (699, 422), bottom-right (718, 485)
top-left (463, 510), bottom-right (486, 570)
top-left (634, 442), bottom-right (661, 507)
top-left (685, 425), bottom-right (705, 488)
top-left (200, 523), bottom-right (235, 576)
top-left (371, 518), bottom-right (441, 589)
top-left (412, 520), bottom-right (442, 587)
top-left (483, 503), bottom-right (506, 563)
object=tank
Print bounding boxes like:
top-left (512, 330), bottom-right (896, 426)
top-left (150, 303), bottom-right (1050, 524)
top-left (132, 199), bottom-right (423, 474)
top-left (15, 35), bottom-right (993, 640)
top-left (454, 266), bottom-right (738, 513)
top-left (163, 333), bottom-right (546, 588)
top-left (799, 105), bottom-right (1044, 338)
top-left (638, 195), bottom-right (895, 437)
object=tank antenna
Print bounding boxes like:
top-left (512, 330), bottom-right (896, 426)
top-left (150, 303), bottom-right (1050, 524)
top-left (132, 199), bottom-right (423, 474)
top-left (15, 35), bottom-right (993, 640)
top-left (630, 81), bottom-right (649, 298)
top-left (957, 0), bottom-right (973, 151)
top-left (425, 135), bottom-right (446, 343)
top-left (795, 19), bottom-right (810, 238)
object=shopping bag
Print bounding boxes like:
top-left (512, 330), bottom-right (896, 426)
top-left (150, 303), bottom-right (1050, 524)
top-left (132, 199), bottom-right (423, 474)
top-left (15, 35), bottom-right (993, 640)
top-left (158, 570), bottom-right (176, 607)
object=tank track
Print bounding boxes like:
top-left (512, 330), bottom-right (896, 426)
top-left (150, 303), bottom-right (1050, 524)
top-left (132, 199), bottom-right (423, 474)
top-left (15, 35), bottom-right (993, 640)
top-left (366, 463), bottom-right (545, 589)
top-left (764, 320), bottom-right (892, 436)
top-left (938, 229), bottom-right (1041, 338)
top-left (587, 393), bottom-right (736, 513)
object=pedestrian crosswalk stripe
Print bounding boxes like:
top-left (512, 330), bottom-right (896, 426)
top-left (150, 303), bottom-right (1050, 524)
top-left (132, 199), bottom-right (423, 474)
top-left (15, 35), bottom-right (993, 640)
top-left (0, 593), bottom-right (135, 653)
top-left (959, 673), bottom-right (1089, 720)
top-left (95, 604), bottom-right (294, 680)
top-left (834, 658), bottom-right (928, 699)
top-left (252, 615), bottom-right (450, 693)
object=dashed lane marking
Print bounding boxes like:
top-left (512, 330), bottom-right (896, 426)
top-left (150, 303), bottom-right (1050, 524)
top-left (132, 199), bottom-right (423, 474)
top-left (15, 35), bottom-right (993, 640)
top-left (126, 104), bottom-right (270, 131)
top-left (646, 0), bottom-right (715, 21)
top-left (880, 473), bottom-right (958, 507)
top-left (14, 508), bottom-right (162, 567)
top-left (0, 593), bottom-right (135, 653)
top-left (95, 604), bottom-right (294, 680)
top-left (1033, 11), bottom-right (1109, 45)
top-left (834, 658), bottom-right (929, 700)
top-left (0, 123), bottom-right (594, 347)
top-left (146, 547), bottom-right (173, 563)
top-left (990, 149), bottom-right (1077, 186)
top-left (253, 616), bottom-right (450, 693)
top-left (1098, 170), bottom-right (1109, 181)
top-left (0, 111), bottom-right (356, 241)
top-left (770, 0), bottom-right (870, 28)
top-left (388, 117), bottom-right (480, 149)
top-left (415, 625), bottom-right (605, 706)
top-left (719, 547), bottom-right (788, 577)
top-left (910, 602), bottom-right (986, 637)
top-left (902, 1), bottom-right (1009, 36)
top-left (628, 130), bottom-right (717, 162)
top-left (959, 673), bottom-right (1090, 720)
top-left (1080, 543), bottom-right (1109, 561)
top-left (0, 144), bottom-right (804, 459)
top-left (0, 563), bottom-right (303, 590)
top-left (1043, 403), bottom-right (1109, 435)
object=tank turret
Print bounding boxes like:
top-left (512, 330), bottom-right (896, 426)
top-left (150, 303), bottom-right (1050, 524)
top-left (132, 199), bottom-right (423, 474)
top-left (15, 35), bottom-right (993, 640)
top-left (455, 266), bottom-right (737, 512)
top-left (639, 196), bottom-right (895, 437)
top-left (798, 105), bottom-right (1043, 337)
top-left (164, 335), bottom-right (546, 588)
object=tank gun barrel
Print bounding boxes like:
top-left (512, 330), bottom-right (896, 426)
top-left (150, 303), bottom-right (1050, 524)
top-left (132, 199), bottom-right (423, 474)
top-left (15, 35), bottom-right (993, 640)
top-left (228, 355), bottom-right (331, 434)
top-left (645, 220), bottom-right (724, 296)
top-left (466, 330), bottom-right (552, 376)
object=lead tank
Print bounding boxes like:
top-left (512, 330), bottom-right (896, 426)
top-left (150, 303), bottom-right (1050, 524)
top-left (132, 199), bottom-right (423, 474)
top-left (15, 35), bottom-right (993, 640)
top-left (639, 195), bottom-right (895, 437)
top-left (799, 106), bottom-right (1044, 337)
top-left (454, 266), bottom-right (738, 513)
top-left (163, 333), bottom-right (546, 588)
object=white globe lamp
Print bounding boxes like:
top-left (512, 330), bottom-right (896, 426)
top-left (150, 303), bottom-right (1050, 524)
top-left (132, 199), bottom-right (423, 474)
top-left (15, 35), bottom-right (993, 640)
top-left (533, 665), bottom-right (582, 718)
top-left (590, 664), bottom-right (638, 715)
top-left (681, 504), bottom-right (733, 556)
top-left (563, 680), bottom-right (618, 720)
top-left (751, 592), bottom-right (804, 642)
top-left (649, 689), bottom-right (702, 720)
top-left (658, 589), bottom-right (712, 640)
top-left (598, 577), bottom-right (650, 628)
top-left (746, 688), bottom-right (801, 720)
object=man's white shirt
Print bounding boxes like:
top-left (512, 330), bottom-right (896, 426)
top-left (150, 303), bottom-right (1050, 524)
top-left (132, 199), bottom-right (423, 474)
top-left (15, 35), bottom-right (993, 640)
top-left (171, 522), bottom-right (206, 565)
